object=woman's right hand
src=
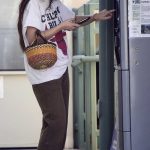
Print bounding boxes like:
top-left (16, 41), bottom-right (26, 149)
top-left (60, 19), bottom-right (80, 31)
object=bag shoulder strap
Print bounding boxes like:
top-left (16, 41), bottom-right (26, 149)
top-left (36, 30), bottom-right (48, 43)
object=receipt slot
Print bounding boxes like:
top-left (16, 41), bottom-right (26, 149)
top-left (112, 0), bottom-right (150, 150)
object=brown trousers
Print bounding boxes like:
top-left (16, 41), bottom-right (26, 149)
top-left (32, 69), bottom-right (69, 150)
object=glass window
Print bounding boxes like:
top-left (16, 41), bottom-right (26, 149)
top-left (0, 0), bottom-right (24, 71)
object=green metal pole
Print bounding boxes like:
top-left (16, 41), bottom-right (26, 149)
top-left (99, 0), bottom-right (114, 150)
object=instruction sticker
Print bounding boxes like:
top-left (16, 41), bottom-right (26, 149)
top-left (129, 0), bottom-right (150, 37)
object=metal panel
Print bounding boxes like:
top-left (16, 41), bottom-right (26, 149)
top-left (116, 70), bottom-right (123, 132)
top-left (123, 132), bottom-right (131, 150)
top-left (116, 1), bottom-right (131, 150)
top-left (129, 38), bottom-right (150, 150)
top-left (122, 71), bottom-right (131, 131)
top-left (120, 0), bottom-right (129, 70)
top-left (99, 0), bottom-right (114, 149)
top-left (116, 70), bottom-right (131, 150)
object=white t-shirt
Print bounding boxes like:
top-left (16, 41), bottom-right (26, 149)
top-left (22, 0), bottom-right (75, 85)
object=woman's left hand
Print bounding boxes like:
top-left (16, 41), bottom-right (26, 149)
top-left (93, 9), bottom-right (115, 21)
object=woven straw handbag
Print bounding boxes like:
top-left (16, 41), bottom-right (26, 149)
top-left (25, 30), bottom-right (57, 70)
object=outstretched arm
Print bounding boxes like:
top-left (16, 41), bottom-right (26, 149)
top-left (75, 9), bottom-right (115, 26)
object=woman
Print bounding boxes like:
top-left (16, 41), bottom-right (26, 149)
top-left (17, 0), bottom-right (114, 150)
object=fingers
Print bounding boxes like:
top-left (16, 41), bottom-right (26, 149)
top-left (73, 24), bottom-right (80, 28)
top-left (106, 11), bottom-right (113, 17)
top-left (67, 21), bottom-right (80, 31)
top-left (107, 9), bottom-right (115, 16)
top-left (67, 19), bottom-right (80, 26)
top-left (103, 16), bottom-right (112, 20)
top-left (71, 22), bottom-right (80, 27)
top-left (99, 9), bottom-right (115, 20)
top-left (109, 9), bottom-right (116, 13)
top-left (67, 18), bottom-right (75, 21)
top-left (101, 9), bottom-right (115, 14)
top-left (101, 9), bottom-right (115, 12)
top-left (67, 25), bottom-right (79, 31)
top-left (101, 9), bottom-right (107, 12)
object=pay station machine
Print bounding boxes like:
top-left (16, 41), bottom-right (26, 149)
top-left (113, 0), bottom-right (150, 150)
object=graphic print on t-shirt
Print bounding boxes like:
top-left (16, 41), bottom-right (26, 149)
top-left (41, 6), bottom-right (67, 55)
top-left (51, 31), bottom-right (67, 55)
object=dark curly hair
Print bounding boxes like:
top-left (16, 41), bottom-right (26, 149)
top-left (17, 0), bottom-right (55, 51)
